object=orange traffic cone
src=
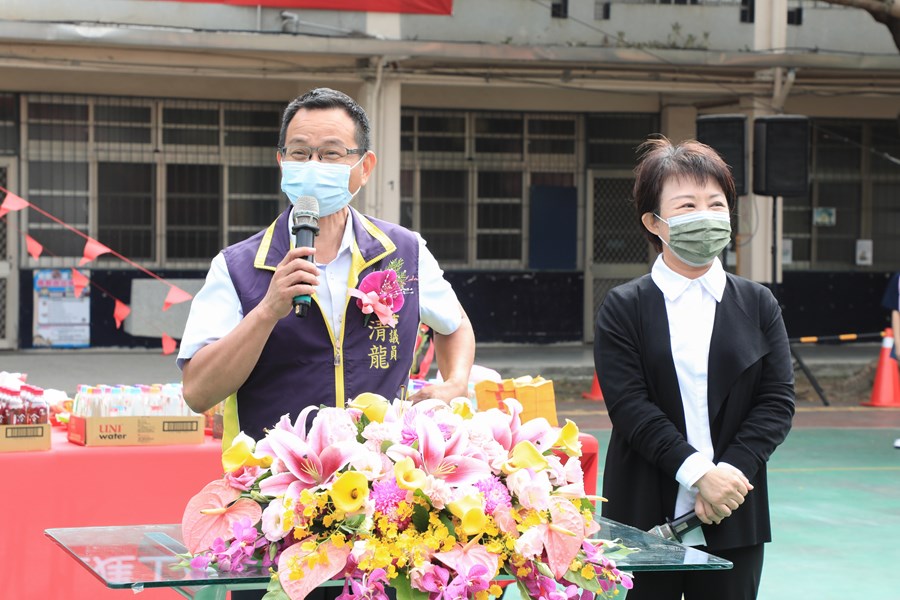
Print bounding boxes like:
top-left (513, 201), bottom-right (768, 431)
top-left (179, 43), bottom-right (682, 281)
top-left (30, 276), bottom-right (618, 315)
top-left (862, 328), bottom-right (900, 408)
top-left (582, 371), bottom-right (604, 402)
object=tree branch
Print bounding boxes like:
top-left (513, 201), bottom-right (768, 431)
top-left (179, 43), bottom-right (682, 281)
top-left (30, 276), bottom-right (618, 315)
top-left (819, 0), bottom-right (900, 22)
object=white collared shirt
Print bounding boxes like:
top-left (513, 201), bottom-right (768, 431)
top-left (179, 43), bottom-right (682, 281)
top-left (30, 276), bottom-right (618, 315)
top-left (177, 208), bottom-right (462, 369)
top-left (651, 254), bottom-right (726, 545)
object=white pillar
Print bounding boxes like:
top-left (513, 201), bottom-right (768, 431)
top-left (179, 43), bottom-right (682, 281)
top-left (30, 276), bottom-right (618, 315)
top-left (358, 75), bottom-right (402, 223)
top-left (660, 104), bottom-right (697, 144)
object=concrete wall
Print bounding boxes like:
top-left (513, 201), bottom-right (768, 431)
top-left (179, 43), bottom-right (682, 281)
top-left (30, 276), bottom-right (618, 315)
top-left (1, 0), bottom-right (894, 55)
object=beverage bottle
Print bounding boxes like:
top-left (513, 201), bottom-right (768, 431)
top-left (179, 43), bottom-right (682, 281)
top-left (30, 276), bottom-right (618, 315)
top-left (27, 387), bottom-right (49, 425)
top-left (6, 391), bottom-right (26, 425)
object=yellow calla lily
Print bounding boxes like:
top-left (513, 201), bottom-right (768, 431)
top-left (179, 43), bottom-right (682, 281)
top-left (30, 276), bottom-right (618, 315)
top-left (221, 432), bottom-right (273, 473)
top-left (504, 440), bottom-right (549, 474)
top-left (448, 493), bottom-right (487, 536)
top-left (450, 397), bottom-right (475, 419)
top-left (330, 471), bottom-right (369, 514)
top-left (555, 419), bottom-right (582, 457)
top-left (349, 392), bottom-right (390, 423)
top-left (394, 456), bottom-right (427, 491)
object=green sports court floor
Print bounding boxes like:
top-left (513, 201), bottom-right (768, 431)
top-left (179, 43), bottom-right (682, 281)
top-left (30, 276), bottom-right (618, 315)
top-left (505, 408), bottom-right (900, 599)
top-left (591, 425), bottom-right (900, 599)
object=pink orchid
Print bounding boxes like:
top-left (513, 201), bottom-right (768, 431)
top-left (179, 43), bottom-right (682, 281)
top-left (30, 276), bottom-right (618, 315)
top-left (349, 269), bottom-right (405, 327)
top-left (258, 427), bottom-right (367, 498)
top-left (387, 408), bottom-right (489, 487)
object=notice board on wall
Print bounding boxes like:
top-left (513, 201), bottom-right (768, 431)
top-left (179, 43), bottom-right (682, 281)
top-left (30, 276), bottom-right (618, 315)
top-left (33, 269), bottom-right (90, 348)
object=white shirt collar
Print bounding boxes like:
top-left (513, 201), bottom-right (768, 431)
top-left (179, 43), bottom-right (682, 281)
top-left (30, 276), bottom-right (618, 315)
top-left (651, 255), bottom-right (726, 303)
top-left (287, 207), bottom-right (355, 265)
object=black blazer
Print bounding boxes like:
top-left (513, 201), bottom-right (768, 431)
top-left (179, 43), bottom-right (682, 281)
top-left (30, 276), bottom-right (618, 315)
top-left (594, 272), bottom-right (794, 551)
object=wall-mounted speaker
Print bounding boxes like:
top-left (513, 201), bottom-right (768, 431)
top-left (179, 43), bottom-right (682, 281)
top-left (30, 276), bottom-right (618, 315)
top-left (696, 114), bottom-right (748, 197)
top-left (753, 115), bottom-right (810, 197)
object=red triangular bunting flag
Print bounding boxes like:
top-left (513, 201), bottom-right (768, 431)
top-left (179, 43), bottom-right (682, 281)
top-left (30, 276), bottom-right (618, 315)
top-left (0, 192), bottom-right (29, 219)
top-left (71, 269), bottom-right (89, 298)
top-left (161, 332), bottom-right (177, 355)
top-left (163, 286), bottom-right (193, 311)
top-left (25, 235), bottom-right (43, 260)
top-left (79, 238), bottom-right (112, 266)
top-left (113, 300), bottom-right (131, 329)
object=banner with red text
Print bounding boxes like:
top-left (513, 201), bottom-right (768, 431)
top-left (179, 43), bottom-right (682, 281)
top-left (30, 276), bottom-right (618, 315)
top-left (161, 0), bottom-right (452, 14)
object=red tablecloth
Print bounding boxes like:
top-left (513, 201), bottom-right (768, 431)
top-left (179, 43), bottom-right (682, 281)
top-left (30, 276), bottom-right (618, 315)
top-left (3, 429), bottom-right (223, 600)
top-left (4, 429), bottom-right (599, 599)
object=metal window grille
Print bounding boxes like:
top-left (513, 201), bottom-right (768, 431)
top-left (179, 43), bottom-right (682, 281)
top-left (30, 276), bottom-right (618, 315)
top-left (782, 119), bottom-right (900, 271)
top-left (21, 94), bottom-right (282, 269)
top-left (401, 109), bottom-right (579, 270)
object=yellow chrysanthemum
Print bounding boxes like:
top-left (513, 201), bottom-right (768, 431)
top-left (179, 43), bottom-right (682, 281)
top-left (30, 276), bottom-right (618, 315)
top-left (330, 470), bottom-right (369, 514)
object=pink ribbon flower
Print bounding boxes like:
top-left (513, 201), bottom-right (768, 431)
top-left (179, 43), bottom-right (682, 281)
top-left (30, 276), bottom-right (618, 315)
top-left (349, 268), bottom-right (406, 328)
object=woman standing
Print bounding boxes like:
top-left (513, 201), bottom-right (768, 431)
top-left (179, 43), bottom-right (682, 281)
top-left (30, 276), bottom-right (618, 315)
top-left (594, 137), bottom-right (795, 600)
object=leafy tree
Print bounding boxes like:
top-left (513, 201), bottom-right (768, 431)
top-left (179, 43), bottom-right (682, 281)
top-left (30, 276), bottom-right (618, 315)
top-left (820, 0), bottom-right (900, 51)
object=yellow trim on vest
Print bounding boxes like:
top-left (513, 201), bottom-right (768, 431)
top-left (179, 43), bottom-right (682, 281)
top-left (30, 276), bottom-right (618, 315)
top-left (253, 218), bottom-right (279, 272)
top-left (221, 392), bottom-right (240, 453)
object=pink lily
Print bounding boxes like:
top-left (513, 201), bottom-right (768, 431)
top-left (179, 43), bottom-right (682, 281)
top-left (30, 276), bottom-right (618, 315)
top-left (387, 411), bottom-right (489, 487)
top-left (475, 398), bottom-right (559, 454)
top-left (258, 427), bottom-right (366, 497)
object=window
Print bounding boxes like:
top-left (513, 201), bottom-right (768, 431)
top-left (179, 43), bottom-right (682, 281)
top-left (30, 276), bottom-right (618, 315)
top-left (21, 94), bottom-right (283, 268)
top-left (0, 93), bottom-right (18, 155)
top-left (740, 0), bottom-right (754, 23)
top-left (98, 162), bottom-right (155, 259)
top-left (783, 119), bottom-right (900, 270)
top-left (401, 109), bottom-right (579, 269)
top-left (551, 0), bottom-right (568, 18)
top-left (166, 164), bottom-right (222, 260)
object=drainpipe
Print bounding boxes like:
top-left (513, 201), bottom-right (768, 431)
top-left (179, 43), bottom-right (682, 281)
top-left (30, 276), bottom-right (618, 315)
top-left (772, 67), bottom-right (796, 112)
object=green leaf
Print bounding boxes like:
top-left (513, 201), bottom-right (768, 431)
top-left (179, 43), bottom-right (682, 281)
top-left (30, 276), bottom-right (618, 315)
top-left (380, 439), bottom-right (394, 454)
top-left (261, 574), bottom-right (290, 600)
top-left (413, 488), bottom-right (433, 509)
top-left (563, 567), bottom-right (602, 593)
top-left (392, 574), bottom-right (428, 600)
top-left (411, 502), bottom-right (430, 531)
top-left (438, 512), bottom-right (455, 535)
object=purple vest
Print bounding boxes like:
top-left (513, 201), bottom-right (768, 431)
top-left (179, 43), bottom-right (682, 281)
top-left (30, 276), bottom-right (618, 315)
top-left (222, 206), bottom-right (420, 441)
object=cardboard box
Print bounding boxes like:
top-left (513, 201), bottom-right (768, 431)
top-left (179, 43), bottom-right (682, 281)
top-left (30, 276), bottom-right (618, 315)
top-left (67, 415), bottom-right (205, 447)
top-left (474, 376), bottom-right (558, 426)
top-left (0, 424), bottom-right (51, 452)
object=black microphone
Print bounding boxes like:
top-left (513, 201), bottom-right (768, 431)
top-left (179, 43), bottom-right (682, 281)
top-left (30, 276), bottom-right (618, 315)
top-left (290, 196), bottom-right (319, 318)
top-left (648, 511), bottom-right (704, 542)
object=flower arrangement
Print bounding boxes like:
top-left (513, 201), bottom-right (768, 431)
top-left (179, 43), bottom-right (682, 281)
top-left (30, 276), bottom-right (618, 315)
top-left (348, 259), bottom-right (410, 327)
top-left (180, 395), bottom-right (634, 599)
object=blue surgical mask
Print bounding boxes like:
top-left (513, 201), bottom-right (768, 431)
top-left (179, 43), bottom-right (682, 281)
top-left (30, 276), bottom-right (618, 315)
top-left (280, 155), bottom-right (365, 217)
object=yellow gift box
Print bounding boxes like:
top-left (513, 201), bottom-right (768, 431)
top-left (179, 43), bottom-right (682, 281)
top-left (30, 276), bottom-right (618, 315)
top-left (473, 375), bottom-right (558, 426)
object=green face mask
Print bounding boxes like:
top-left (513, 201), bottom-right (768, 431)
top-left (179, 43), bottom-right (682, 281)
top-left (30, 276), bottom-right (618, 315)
top-left (655, 211), bottom-right (732, 267)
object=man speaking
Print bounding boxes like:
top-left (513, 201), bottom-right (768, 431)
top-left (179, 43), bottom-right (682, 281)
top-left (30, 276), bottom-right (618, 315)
top-left (177, 86), bottom-right (475, 453)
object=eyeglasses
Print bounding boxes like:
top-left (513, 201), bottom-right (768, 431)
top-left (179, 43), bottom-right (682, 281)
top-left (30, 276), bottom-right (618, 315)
top-left (279, 144), bottom-right (365, 163)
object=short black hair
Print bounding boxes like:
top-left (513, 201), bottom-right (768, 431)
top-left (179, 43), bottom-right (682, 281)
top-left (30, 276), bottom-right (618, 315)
top-left (632, 136), bottom-right (736, 252)
top-left (278, 87), bottom-right (371, 151)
